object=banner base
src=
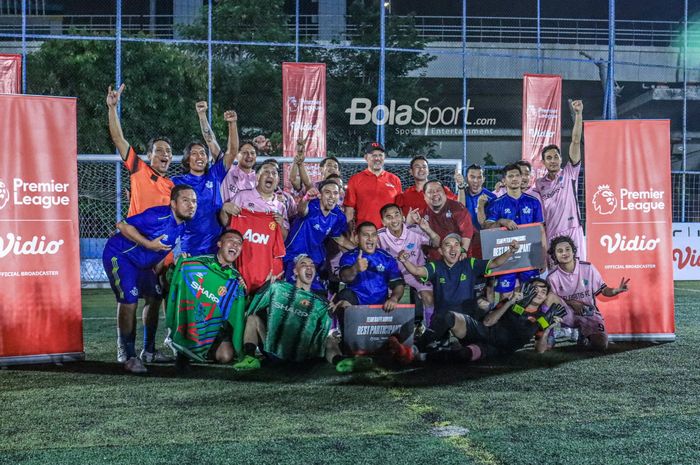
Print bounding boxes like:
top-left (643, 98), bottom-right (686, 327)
top-left (0, 352), bottom-right (85, 367)
top-left (608, 334), bottom-right (676, 343)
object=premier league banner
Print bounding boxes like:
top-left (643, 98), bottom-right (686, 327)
top-left (585, 119), bottom-right (674, 341)
top-left (522, 74), bottom-right (561, 178)
top-left (0, 54), bottom-right (21, 94)
top-left (282, 62), bottom-right (326, 158)
top-left (343, 305), bottom-right (414, 355)
top-left (480, 223), bottom-right (545, 276)
top-left (0, 94), bottom-right (83, 364)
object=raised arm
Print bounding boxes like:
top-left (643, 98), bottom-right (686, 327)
top-left (488, 240), bottom-right (519, 269)
top-left (222, 110), bottom-right (238, 170)
top-left (569, 99), bottom-right (583, 165)
top-left (195, 101), bottom-right (222, 158)
top-left (454, 170), bottom-right (466, 204)
top-left (106, 84), bottom-right (129, 160)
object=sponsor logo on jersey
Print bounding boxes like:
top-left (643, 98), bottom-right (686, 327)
top-left (189, 280), bottom-right (220, 303)
top-left (243, 229), bottom-right (270, 245)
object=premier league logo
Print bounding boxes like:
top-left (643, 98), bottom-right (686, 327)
top-left (0, 179), bottom-right (9, 210)
top-left (592, 185), bottom-right (617, 215)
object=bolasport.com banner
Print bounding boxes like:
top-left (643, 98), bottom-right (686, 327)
top-left (0, 94), bottom-right (83, 362)
top-left (584, 119), bottom-right (674, 341)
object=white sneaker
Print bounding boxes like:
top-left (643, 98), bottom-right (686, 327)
top-left (117, 343), bottom-right (128, 363)
top-left (139, 349), bottom-right (174, 363)
top-left (124, 357), bottom-right (148, 374)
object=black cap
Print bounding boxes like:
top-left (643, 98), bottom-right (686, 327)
top-left (363, 141), bottom-right (385, 154)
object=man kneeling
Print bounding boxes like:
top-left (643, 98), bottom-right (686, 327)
top-left (234, 255), bottom-right (333, 371)
top-left (165, 229), bottom-right (247, 369)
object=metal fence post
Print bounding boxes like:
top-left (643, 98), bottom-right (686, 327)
top-left (377, 0), bottom-right (386, 145)
top-left (462, 0), bottom-right (468, 171)
top-left (115, 0), bottom-right (123, 223)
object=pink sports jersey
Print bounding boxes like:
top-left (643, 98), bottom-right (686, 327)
top-left (221, 164), bottom-right (257, 203)
top-left (378, 224), bottom-right (431, 292)
top-left (534, 163), bottom-right (581, 233)
top-left (231, 188), bottom-right (289, 230)
top-left (546, 260), bottom-right (606, 308)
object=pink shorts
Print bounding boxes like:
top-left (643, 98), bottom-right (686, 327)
top-left (562, 306), bottom-right (606, 337)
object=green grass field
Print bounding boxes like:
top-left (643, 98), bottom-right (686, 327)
top-left (1, 283), bottom-right (699, 465)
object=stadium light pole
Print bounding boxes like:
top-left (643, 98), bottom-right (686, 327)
top-left (377, 0), bottom-right (387, 145)
top-left (115, 0), bottom-right (123, 223)
top-left (461, 0), bottom-right (468, 173)
top-left (682, 0), bottom-right (688, 221)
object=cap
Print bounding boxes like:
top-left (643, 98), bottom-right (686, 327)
top-left (363, 141), bottom-right (385, 154)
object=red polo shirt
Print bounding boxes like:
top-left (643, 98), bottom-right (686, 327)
top-left (422, 199), bottom-right (474, 261)
top-left (395, 184), bottom-right (457, 216)
top-left (344, 169), bottom-right (402, 228)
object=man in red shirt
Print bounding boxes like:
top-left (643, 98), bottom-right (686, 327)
top-left (422, 180), bottom-right (474, 261)
top-left (344, 141), bottom-right (402, 229)
top-left (395, 156), bottom-right (457, 216)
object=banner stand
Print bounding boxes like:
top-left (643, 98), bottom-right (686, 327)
top-left (0, 352), bottom-right (85, 367)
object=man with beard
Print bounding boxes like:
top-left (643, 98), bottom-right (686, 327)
top-left (533, 99), bottom-right (585, 259)
top-left (171, 103), bottom-right (238, 256)
top-left (102, 185), bottom-right (197, 373)
top-left (344, 142), bottom-right (402, 229)
top-left (166, 229), bottom-right (248, 370)
top-left (234, 255), bottom-right (333, 371)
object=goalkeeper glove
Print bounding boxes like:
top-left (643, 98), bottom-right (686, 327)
top-left (512, 282), bottom-right (538, 315)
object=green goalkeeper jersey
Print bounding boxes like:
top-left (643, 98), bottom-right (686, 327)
top-left (166, 255), bottom-right (246, 362)
top-left (247, 281), bottom-right (331, 362)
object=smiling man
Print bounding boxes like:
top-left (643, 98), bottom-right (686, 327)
top-left (102, 185), bottom-right (197, 374)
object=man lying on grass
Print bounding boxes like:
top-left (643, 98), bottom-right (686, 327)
top-left (233, 255), bottom-right (333, 371)
top-left (165, 229), bottom-right (247, 372)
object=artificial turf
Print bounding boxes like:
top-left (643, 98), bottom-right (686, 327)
top-left (1, 284), bottom-right (699, 465)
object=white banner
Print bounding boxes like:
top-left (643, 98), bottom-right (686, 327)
top-left (672, 223), bottom-right (700, 280)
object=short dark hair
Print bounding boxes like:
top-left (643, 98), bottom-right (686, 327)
top-left (410, 155), bottom-right (428, 170)
top-left (255, 158), bottom-right (279, 174)
top-left (219, 228), bottom-right (243, 242)
top-left (320, 156), bottom-right (340, 169)
top-left (548, 235), bottom-right (578, 263)
top-left (515, 160), bottom-right (532, 170)
top-left (380, 203), bottom-right (401, 218)
top-left (181, 141), bottom-right (208, 171)
top-left (541, 144), bottom-right (561, 159)
top-left (466, 163), bottom-right (483, 173)
top-left (147, 136), bottom-right (172, 155)
top-left (170, 184), bottom-right (194, 201)
top-left (527, 277), bottom-right (550, 291)
top-left (501, 163), bottom-right (521, 176)
top-left (318, 179), bottom-right (341, 192)
top-left (239, 140), bottom-right (258, 155)
top-left (423, 179), bottom-right (444, 192)
top-left (356, 221), bottom-right (377, 234)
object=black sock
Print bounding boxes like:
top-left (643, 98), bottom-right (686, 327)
top-left (430, 312), bottom-right (456, 340)
top-left (243, 343), bottom-right (257, 357)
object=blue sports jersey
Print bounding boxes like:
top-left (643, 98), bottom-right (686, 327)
top-left (171, 158), bottom-right (227, 255)
top-left (284, 199), bottom-right (347, 266)
top-left (339, 248), bottom-right (404, 305)
top-left (465, 188), bottom-right (496, 231)
top-left (104, 205), bottom-right (186, 269)
top-left (486, 193), bottom-right (543, 225)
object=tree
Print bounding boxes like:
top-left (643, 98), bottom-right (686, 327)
top-left (26, 36), bottom-right (213, 154)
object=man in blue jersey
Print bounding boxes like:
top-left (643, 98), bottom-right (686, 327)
top-left (103, 184), bottom-right (197, 373)
top-left (336, 222), bottom-right (405, 311)
top-left (483, 163), bottom-right (546, 296)
top-left (171, 106), bottom-right (238, 256)
top-left (455, 164), bottom-right (497, 258)
top-left (283, 179), bottom-right (355, 294)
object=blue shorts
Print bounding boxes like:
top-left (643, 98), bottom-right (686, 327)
top-left (494, 269), bottom-right (540, 293)
top-left (102, 249), bottom-right (162, 304)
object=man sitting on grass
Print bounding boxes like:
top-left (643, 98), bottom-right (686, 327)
top-left (233, 255), bottom-right (333, 371)
top-left (165, 229), bottom-right (247, 371)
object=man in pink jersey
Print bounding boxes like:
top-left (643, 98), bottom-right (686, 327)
top-left (378, 203), bottom-right (441, 326)
top-left (546, 236), bottom-right (630, 351)
top-left (534, 100), bottom-right (585, 259)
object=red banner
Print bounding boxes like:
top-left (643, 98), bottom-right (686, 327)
top-left (282, 62), bottom-right (326, 157)
top-left (522, 74), bottom-right (561, 178)
top-left (584, 120), bottom-right (674, 340)
top-left (0, 95), bottom-right (83, 362)
top-left (0, 54), bottom-right (22, 94)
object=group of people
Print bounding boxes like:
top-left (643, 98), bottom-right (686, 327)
top-left (102, 85), bottom-right (630, 375)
